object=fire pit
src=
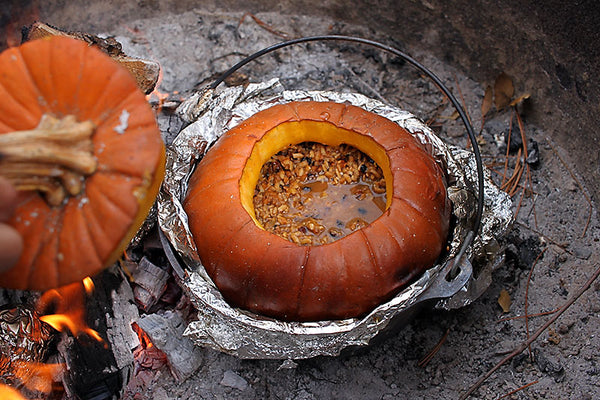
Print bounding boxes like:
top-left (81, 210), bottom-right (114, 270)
top-left (1, 1), bottom-right (599, 399)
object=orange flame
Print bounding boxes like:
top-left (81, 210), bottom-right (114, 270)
top-left (146, 68), bottom-right (169, 113)
top-left (36, 278), bottom-right (104, 344)
top-left (0, 383), bottom-right (27, 400)
top-left (82, 276), bottom-right (95, 293)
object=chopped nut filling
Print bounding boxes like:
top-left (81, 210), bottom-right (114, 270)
top-left (253, 142), bottom-right (387, 246)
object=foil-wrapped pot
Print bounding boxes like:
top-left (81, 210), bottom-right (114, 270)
top-left (158, 80), bottom-right (513, 359)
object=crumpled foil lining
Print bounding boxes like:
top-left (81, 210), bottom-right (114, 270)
top-left (157, 79), bottom-right (513, 359)
top-left (0, 306), bottom-right (52, 384)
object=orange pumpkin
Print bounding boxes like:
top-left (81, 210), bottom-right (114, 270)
top-left (183, 101), bottom-right (451, 321)
top-left (0, 37), bottom-right (165, 290)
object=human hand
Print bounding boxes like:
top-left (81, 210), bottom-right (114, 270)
top-left (0, 177), bottom-right (23, 272)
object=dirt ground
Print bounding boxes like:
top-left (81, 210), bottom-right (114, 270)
top-left (4, 4), bottom-right (600, 400)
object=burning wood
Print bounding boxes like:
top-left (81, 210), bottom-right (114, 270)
top-left (134, 311), bottom-right (203, 382)
top-left (130, 257), bottom-right (170, 312)
top-left (0, 267), bottom-right (141, 399)
top-left (22, 22), bottom-right (160, 95)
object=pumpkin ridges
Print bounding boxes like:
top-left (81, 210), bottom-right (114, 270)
top-left (19, 37), bottom-right (54, 114)
top-left (80, 196), bottom-right (116, 262)
top-left (84, 176), bottom-right (134, 252)
top-left (25, 205), bottom-right (64, 290)
top-left (389, 145), bottom-right (450, 230)
top-left (299, 234), bottom-right (379, 320)
top-left (386, 201), bottom-right (446, 265)
top-left (185, 194), bottom-right (250, 276)
top-left (205, 219), bottom-right (253, 298)
top-left (291, 247), bottom-right (311, 320)
top-left (359, 229), bottom-right (383, 285)
top-left (0, 119), bottom-right (14, 132)
top-left (23, 202), bottom-right (62, 290)
top-left (229, 221), bottom-right (307, 319)
top-left (0, 79), bottom-right (40, 131)
top-left (91, 88), bottom-right (164, 180)
top-left (183, 176), bottom-right (238, 209)
top-left (74, 49), bottom-right (124, 123)
top-left (86, 66), bottom-right (140, 125)
top-left (102, 146), bottom-right (166, 270)
top-left (94, 125), bottom-right (163, 179)
top-left (89, 172), bottom-right (141, 218)
top-left (46, 36), bottom-right (88, 117)
top-left (57, 200), bottom-right (104, 285)
top-left (392, 195), bottom-right (447, 244)
top-left (29, 228), bottom-right (60, 290)
top-left (289, 101), bottom-right (346, 126)
top-left (362, 220), bottom-right (408, 296)
top-left (91, 88), bottom-right (148, 133)
top-left (0, 47), bottom-right (44, 129)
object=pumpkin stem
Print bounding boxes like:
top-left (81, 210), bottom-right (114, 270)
top-left (0, 114), bottom-right (97, 206)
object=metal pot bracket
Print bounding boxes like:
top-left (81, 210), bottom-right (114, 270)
top-left (157, 36), bottom-right (513, 359)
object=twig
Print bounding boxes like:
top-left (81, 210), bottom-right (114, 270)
top-left (524, 248), bottom-right (547, 359)
top-left (498, 308), bottom-right (559, 322)
top-left (346, 67), bottom-right (390, 105)
top-left (514, 111), bottom-right (533, 197)
top-left (546, 138), bottom-right (593, 238)
top-left (418, 328), bottom-right (450, 367)
top-left (514, 221), bottom-right (572, 254)
top-left (496, 380), bottom-right (539, 400)
top-left (238, 13), bottom-right (290, 38)
top-left (513, 186), bottom-right (526, 220)
top-left (500, 110), bottom-right (515, 188)
top-left (453, 73), bottom-right (473, 128)
top-left (459, 262), bottom-right (600, 400)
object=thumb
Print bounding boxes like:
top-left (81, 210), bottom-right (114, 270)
top-left (0, 177), bottom-right (18, 221)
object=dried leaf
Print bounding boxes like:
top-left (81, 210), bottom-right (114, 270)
top-left (494, 72), bottom-right (514, 110)
top-left (508, 92), bottom-right (531, 107)
top-left (498, 289), bottom-right (512, 313)
top-left (481, 85), bottom-right (493, 117)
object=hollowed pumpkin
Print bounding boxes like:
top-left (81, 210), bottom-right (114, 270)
top-left (184, 101), bottom-right (450, 321)
top-left (0, 37), bottom-right (165, 290)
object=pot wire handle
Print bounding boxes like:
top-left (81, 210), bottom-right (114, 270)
top-left (210, 35), bottom-right (484, 279)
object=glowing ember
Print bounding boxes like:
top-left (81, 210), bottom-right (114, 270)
top-left (131, 322), bottom-right (167, 371)
top-left (132, 322), bottom-right (154, 349)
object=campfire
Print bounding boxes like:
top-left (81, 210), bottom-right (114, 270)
top-left (1, 3), bottom-right (599, 400)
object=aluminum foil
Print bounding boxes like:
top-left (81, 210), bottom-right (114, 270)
top-left (0, 306), bottom-right (53, 384)
top-left (157, 80), bottom-right (513, 359)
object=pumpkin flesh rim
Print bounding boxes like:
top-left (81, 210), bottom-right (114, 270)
top-left (102, 144), bottom-right (166, 269)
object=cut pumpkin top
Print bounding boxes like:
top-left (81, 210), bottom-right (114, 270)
top-left (0, 36), bottom-right (165, 291)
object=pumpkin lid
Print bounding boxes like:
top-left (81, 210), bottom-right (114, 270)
top-left (0, 36), bottom-right (165, 291)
